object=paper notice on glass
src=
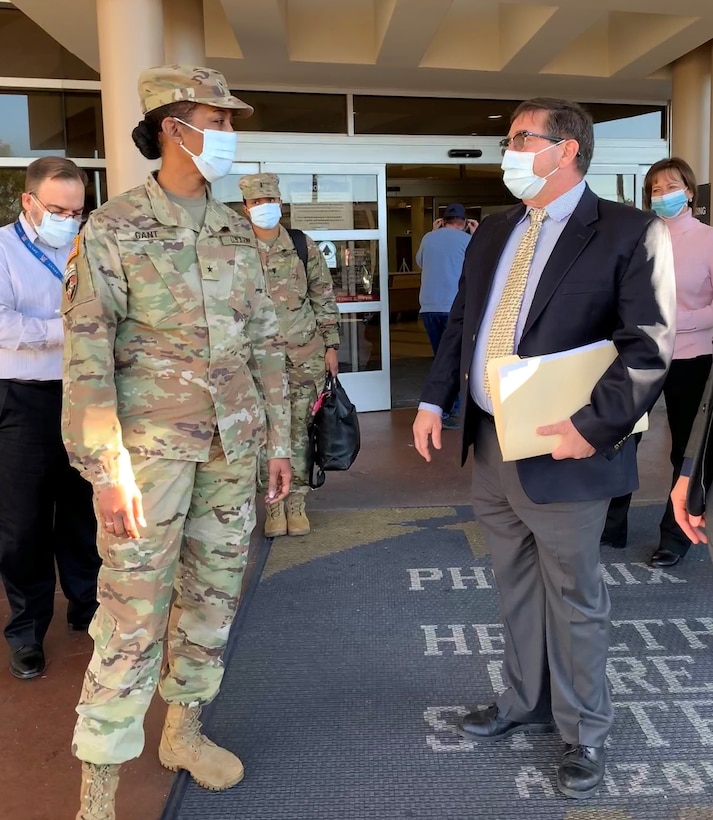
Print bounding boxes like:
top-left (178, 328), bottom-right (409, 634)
top-left (486, 340), bottom-right (648, 462)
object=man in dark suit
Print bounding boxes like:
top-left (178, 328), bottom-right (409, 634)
top-left (413, 98), bottom-right (675, 799)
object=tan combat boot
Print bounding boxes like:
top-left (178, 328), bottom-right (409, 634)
top-left (286, 493), bottom-right (310, 536)
top-left (264, 500), bottom-right (287, 537)
top-left (76, 762), bottom-right (120, 820)
top-left (158, 703), bottom-right (244, 790)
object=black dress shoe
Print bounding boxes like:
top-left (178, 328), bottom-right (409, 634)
top-left (67, 602), bottom-right (98, 632)
top-left (9, 644), bottom-right (45, 680)
top-left (459, 704), bottom-right (555, 742)
top-left (649, 548), bottom-right (681, 568)
top-left (557, 744), bottom-right (605, 798)
top-left (68, 620), bottom-right (93, 632)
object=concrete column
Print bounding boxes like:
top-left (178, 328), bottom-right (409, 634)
top-left (97, 0), bottom-right (165, 198)
top-left (163, 0), bottom-right (206, 65)
top-left (671, 44), bottom-right (711, 184)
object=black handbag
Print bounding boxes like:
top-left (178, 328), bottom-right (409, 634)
top-left (308, 373), bottom-right (361, 489)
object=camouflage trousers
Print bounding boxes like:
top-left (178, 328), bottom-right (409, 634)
top-left (288, 355), bottom-right (326, 497)
top-left (72, 435), bottom-right (258, 764)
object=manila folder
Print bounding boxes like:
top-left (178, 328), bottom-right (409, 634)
top-left (486, 340), bottom-right (648, 462)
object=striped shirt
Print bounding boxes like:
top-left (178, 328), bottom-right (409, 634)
top-left (0, 213), bottom-right (71, 380)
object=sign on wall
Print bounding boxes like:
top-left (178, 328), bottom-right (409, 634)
top-left (695, 183), bottom-right (710, 225)
top-left (291, 201), bottom-right (354, 230)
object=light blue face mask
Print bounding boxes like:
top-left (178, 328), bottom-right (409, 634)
top-left (32, 210), bottom-right (80, 249)
top-left (651, 189), bottom-right (689, 219)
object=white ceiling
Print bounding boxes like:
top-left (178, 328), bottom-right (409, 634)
top-left (13, 0), bottom-right (713, 102)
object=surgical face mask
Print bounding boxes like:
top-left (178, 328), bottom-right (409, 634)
top-left (31, 210), bottom-right (80, 249)
top-left (174, 117), bottom-right (238, 183)
top-left (501, 141), bottom-right (563, 201)
top-left (651, 189), bottom-right (689, 219)
top-left (249, 202), bottom-right (282, 230)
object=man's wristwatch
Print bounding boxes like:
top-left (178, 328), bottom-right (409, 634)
top-left (325, 344), bottom-right (339, 350)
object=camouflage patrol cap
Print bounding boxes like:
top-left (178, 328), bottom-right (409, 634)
top-left (138, 64), bottom-right (254, 117)
top-left (239, 173), bottom-right (281, 201)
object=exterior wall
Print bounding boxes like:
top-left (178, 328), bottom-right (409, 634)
top-left (0, 2), bottom-right (682, 204)
top-left (671, 44), bottom-right (712, 184)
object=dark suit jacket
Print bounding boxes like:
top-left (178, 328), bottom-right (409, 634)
top-left (684, 365), bottom-right (713, 516)
top-left (420, 184), bottom-right (676, 504)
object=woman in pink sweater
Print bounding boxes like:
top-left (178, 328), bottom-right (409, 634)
top-left (646, 157), bottom-right (713, 567)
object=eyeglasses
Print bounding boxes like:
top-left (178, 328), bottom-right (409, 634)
top-left (499, 130), bottom-right (564, 155)
top-left (31, 193), bottom-right (84, 222)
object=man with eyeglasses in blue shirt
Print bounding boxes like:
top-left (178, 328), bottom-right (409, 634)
top-left (0, 156), bottom-right (99, 680)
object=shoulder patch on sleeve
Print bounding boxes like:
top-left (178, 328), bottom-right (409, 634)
top-left (61, 240), bottom-right (97, 313)
top-left (64, 267), bottom-right (78, 303)
top-left (66, 235), bottom-right (80, 265)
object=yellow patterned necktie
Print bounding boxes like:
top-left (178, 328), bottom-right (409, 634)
top-left (484, 207), bottom-right (548, 397)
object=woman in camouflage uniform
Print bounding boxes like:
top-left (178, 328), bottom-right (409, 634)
top-left (239, 172), bottom-right (340, 537)
top-left (62, 65), bottom-right (291, 819)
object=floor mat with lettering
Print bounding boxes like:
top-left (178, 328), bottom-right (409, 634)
top-left (164, 504), bottom-right (713, 820)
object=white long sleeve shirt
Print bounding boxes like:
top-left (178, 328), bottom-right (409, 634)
top-left (0, 214), bottom-right (71, 380)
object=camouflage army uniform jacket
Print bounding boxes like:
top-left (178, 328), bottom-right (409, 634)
top-left (62, 173), bottom-right (290, 491)
top-left (260, 227), bottom-right (340, 368)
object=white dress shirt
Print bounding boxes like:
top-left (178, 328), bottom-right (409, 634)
top-left (0, 213), bottom-right (71, 380)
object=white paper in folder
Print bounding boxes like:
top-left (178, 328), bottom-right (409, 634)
top-left (486, 339), bottom-right (648, 462)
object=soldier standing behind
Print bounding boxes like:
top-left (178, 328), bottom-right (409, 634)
top-left (62, 66), bottom-right (291, 819)
top-left (239, 173), bottom-right (340, 537)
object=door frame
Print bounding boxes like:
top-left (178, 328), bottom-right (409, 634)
top-left (261, 162), bottom-right (390, 412)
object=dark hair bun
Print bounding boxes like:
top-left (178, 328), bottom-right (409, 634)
top-left (131, 120), bottom-right (161, 160)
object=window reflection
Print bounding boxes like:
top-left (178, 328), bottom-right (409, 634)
top-left (278, 174), bottom-right (379, 230)
top-left (65, 94), bottom-right (105, 158)
top-left (353, 95), bottom-right (666, 139)
top-left (318, 239), bottom-right (379, 303)
top-left (0, 169), bottom-right (24, 226)
top-left (0, 91), bottom-right (104, 158)
top-left (219, 173), bottom-right (380, 230)
top-left (231, 90), bottom-right (346, 134)
top-left (338, 312), bottom-right (382, 373)
top-left (585, 174), bottom-right (635, 206)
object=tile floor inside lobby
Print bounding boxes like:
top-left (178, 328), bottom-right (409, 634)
top-left (0, 320), bottom-right (674, 819)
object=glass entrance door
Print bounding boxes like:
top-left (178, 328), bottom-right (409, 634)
top-left (585, 165), bottom-right (644, 207)
top-left (215, 163), bottom-right (390, 412)
top-left (261, 163), bottom-right (389, 411)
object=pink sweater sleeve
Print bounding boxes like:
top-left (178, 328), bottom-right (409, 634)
top-left (670, 216), bottom-right (713, 358)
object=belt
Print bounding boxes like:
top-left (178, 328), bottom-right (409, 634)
top-left (0, 378), bottom-right (61, 387)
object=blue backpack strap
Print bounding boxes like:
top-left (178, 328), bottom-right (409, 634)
top-left (287, 227), bottom-right (309, 271)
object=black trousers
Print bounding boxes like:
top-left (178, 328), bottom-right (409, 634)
top-left (602, 433), bottom-right (642, 546)
top-left (659, 355), bottom-right (713, 557)
top-left (602, 356), bottom-right (712, 554)
top-left (0, 380), bottom-right (99, 649)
